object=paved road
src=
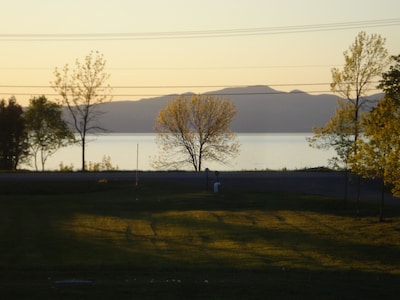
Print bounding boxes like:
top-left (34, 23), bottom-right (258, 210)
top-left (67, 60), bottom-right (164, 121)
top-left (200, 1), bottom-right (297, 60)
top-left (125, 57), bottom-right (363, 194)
top-left (0, 171), bottom-right (397, 205)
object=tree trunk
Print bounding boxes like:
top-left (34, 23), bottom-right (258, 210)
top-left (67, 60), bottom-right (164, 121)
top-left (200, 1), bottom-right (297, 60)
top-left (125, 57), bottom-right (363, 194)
top-left (379, 179), bottom-right (385, 222)
top-left (34, 152), bottom-right (39, 171)
top-left (41, 149), bottom-right (45, 171)
top-left (344, 169), bottom-right (348, 209)
top-left (354, 95), bottom-right (360, 216)
top-left (356, 176), bottom-right (361, 216)
top-left (198, 153), bottom-right (202, 172)
top-left (82, 137), bottom-right (86, 171)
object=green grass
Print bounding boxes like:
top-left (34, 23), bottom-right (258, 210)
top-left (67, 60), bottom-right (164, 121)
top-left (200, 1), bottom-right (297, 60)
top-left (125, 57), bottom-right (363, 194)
top-left (0, 178), bottom-right (400, 299)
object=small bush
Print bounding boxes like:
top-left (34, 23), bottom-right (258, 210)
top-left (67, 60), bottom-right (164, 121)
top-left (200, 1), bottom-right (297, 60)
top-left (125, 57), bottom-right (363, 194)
top-left (59, 162), bottom-right (74, 172)
top-left (86, 155), bottom-right (119, 171)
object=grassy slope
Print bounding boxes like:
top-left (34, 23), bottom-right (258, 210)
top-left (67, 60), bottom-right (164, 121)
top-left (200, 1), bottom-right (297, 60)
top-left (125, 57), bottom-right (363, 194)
top-left (0, 179), bottom-right (399, 299)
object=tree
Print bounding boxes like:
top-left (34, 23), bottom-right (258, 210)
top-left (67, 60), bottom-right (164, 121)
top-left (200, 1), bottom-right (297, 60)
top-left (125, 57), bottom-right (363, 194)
top-left (378, 54), bottom-right (400, 103)
top-left (153, 94), bottom-right (240, 171)
top-left (0, 97), bottom-right (28, 170)
top-left (309, 31), bottom-right (389, 206)
top-left (52, 51), bottom-right (112, 171)
top-left (349, 54), bottom-right (400, 221)
top-left (330, 31), bottom-right (388, 154)
top-left (331, 32), bottom-right (388, 121)
top-left (307, 99), bottom-right (359, 204)
top-left (308, 99), bottom-right (356, 170)
top-left (24, 96), bottom-right (75, 171)
top-left (349, 96), bottom-right (400, 221)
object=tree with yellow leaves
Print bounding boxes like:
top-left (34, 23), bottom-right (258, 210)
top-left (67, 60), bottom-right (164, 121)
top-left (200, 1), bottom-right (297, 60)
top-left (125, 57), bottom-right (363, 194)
top-left (309, 32), bottom-right (389, 206)
top-left (350, 54), bottom-right (400, 221)
top-left (350, 96), bottom-right (400, 221)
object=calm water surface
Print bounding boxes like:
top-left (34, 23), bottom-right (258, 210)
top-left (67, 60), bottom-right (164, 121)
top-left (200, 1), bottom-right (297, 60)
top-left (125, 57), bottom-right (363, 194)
top-left (38, 133), bottom-right (335, 171)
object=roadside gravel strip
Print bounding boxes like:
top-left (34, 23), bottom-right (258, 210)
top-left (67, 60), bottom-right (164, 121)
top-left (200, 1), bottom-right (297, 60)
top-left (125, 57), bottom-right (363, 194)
top-left (0, 171), bottom-right (397, 205)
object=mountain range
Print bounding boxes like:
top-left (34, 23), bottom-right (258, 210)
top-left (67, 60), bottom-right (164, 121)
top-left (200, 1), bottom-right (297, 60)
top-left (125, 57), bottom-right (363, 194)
top-left (93, 85), bottom-right (381, 133)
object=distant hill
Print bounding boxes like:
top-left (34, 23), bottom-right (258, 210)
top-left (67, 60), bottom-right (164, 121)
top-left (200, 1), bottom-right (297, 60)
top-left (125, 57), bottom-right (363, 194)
top-left (86, 86), bottom-right (382, 133)
top-left (208, 86), bottom-right (338, 132)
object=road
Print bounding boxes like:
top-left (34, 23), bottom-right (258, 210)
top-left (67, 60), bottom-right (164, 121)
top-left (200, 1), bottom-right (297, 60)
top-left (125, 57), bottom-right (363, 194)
top-left (0, 171), bottom-right (397, 205)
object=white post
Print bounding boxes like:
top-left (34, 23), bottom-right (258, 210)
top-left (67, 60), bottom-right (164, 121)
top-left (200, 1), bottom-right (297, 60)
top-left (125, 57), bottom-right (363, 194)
top-left (135, 143), bottom-right (139, 187)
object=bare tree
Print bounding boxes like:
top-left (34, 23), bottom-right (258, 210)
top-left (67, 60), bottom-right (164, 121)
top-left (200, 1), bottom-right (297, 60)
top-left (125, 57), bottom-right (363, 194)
top-left (52, 51), bottom-right (112, 171)
top-left (153, 94), bottom-right (240, 171)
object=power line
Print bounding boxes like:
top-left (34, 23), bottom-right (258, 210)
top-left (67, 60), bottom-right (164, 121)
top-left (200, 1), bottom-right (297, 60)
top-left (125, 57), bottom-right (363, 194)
top-left (0, 81), bottom-right (381, 89)
top-left (0, 64), bottom-right (343, 71)
top-left (1, 19), bottom-right (399, 41)
top-left (0, 83), bottom-right (331, 89)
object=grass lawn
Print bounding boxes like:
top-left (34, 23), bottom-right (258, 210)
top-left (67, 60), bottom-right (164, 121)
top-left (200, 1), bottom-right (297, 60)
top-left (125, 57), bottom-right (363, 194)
top-left (0, 177), bottom-right (399, 299)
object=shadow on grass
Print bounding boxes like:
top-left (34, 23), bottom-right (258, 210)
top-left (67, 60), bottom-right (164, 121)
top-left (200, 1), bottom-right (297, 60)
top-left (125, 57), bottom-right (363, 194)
top-left (1, 179), bottom-right (400, 299)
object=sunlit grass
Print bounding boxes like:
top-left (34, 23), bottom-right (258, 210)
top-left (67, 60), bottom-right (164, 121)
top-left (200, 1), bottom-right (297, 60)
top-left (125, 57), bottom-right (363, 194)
top-left (59, 205), bottom-right (400, 273)
top-left (1, 179), bottom-right (400, 299)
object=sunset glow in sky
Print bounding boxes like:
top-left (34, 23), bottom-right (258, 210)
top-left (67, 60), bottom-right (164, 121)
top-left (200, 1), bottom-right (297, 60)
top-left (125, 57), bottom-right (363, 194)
top-left (1, 0), bottom-right (399, 105)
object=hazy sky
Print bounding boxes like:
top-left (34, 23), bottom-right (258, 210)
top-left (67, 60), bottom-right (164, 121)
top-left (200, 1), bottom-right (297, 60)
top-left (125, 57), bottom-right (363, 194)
top-left (1, 0), bottom-right (399, 105)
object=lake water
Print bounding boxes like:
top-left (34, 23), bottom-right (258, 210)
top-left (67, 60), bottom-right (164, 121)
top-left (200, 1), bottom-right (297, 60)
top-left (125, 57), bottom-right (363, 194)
top-left (31, 133), bottom-right (336, 171)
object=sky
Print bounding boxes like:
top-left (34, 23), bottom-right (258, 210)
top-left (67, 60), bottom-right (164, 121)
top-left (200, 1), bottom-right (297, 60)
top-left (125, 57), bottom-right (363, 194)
top-left (0, 0), bottom-right (399, 106)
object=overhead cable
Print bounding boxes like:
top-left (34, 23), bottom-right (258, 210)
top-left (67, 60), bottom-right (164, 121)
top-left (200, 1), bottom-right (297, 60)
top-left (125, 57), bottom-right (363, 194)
top-left (0, 18), bottom-right (399, 41)
top-left (0, 81), bottom-right (380, 89)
